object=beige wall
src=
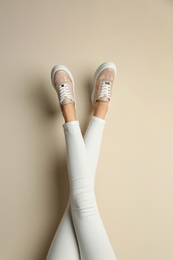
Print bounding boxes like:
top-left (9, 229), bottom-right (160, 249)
top-left (1, 0), bottom-right (173, 259)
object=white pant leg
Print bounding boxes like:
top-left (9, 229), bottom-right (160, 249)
top-left (63, 120), bottom-right (117, 260)
top-left (83, 115), bottom-right (106, 182)
top-left (46, 116), bottom-right (106, 260)
top-left (46, 199), bottom-right (80, 260)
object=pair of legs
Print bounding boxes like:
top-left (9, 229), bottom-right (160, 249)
top-left (46, 102), bottom-right (117, 260)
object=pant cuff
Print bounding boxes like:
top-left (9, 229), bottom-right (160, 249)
top-left (91, 115), bottom-right (106, 125)
top-left (62, 120), bottom-right (80, 134)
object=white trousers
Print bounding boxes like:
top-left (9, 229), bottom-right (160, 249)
top-left (46, 116), bottom-right (117, 260)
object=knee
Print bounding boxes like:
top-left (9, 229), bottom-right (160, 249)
top-left (70, 176), bottom-right (97, 217)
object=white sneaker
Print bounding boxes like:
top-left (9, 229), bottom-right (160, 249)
top-left (91, 62), bottom-right (117, 104)
top-left (51, 65), bottom-right (76, 111)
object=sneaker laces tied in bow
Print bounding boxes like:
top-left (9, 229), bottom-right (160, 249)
top-left (58, 83), bottom-right (73, 103)
top-left (98, 82), bottom-right (112, 100)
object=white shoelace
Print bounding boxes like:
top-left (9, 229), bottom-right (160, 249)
top-left (58, 83), bottom-right (73, 103)
top-left (98, 82), bottom-right (112, 99)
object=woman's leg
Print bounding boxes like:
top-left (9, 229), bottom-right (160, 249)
top-left (46, 103), bottom-right (80, 260)
top-left (63, 108), bottom-right (117, 260)
top-left (83, 115), bottom-right (106, 182)
top-left (47, 112), bottom-right (107, 260)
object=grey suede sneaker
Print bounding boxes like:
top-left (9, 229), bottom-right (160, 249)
top-left (51, 65), bottom-right (76, 111)
top-left (91, 62), bottom-right (117, 104)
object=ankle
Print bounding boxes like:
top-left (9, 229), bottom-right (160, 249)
top-left (93, 100), bottom-right (108, 119)
top-left (62, 103), bottom-right (76, 123)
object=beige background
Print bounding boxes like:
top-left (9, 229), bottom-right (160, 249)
top-left (0, 0), bottom-right (173, 259)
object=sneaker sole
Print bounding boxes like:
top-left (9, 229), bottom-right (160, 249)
top-left (51, 65), bottom-right (76, 110)
top-left (91, 62), bottom-right (117, 104)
